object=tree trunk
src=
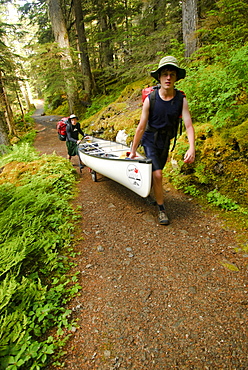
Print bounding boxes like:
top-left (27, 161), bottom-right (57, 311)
top-left (19, 79), bottom-right (33, 111)
top-left (0, 71), bottom-right (16, 136)
top-left (98, 3), bottom-right (114, 67)
top-left (0, 110), bottom-right (10, 151)
top-left (15, 89), bottom-right (26, 124)
top-left (72, 0), bottom-right (95, 97)
top-left (48, 0), bottom-right (79, 113)
top-left (182, 0), bottom-right (198, 58)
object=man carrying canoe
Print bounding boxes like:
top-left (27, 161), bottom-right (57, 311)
top-left (129, 56), bottom-right (195, 225)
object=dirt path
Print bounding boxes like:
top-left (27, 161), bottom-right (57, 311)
top-left (33, 104), bottom-right (247, 369)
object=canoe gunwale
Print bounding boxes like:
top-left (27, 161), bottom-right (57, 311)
top-left (78, 148), bottom-right (152, 165)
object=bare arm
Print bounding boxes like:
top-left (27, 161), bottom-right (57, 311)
top-left (129, 97), bottom-right (150, 159)
top-left (182, 98), bottom-right (195, 163)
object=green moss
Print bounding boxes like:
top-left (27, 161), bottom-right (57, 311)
top-left (216, 160), bottom-right (248, 207)
top-left (81, 83), bottom-right (144, 142)
top-left (194, 122), bottom-right (214, 141)
top-left (228, 120), bottom-right (248, 154)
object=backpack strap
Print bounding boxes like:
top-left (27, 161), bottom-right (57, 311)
top-left (145, 89), bottom-right (157, 133)
top-left (149, 89), bottom-right (156, 118)
top-left (144, 89), bottom-right (159, 142)
top-left (170, 90), bottom-right (184, 151)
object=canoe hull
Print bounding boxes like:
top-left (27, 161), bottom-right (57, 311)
top-left (78, 137), bottom-right (152, 198)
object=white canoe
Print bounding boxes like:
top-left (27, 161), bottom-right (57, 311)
top-left (78, 136), bottom-right (152, 198)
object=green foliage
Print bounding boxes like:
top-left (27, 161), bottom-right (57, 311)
top-left (51, 101), bottom-right (69, 117)
top-left (207, 189), bottom-right (239, 211)
top-left (83, 93), bottom-right (121, 120)
top-left (27, 43), bottom-right (68, 110)
top-left (193, 162), bottom-right (214, 185)
top-left (18, 1), bottom-right (54, 44)
top-left (19, 131), bottom-right (37, 145)
top-left (0, 22), bottom-right (18, 74)
top-left (198, 0), bottom-right (248, 48)
top-left (178, 45), bottom-right (248, 127)
top-left (184, 185), bottom-right (200, 197)
top-left (0, 144), bottom-right (81, 369)
top-left (0, 130), bottom-right (36, 158)
top-left (0, 143), bottom-right (40, 165)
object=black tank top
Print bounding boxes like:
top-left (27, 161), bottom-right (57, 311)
top-left (142, 89), bottom-right (184, 149)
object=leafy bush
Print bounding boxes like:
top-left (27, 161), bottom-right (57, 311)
top-left (0, 144), bottom-right (81, 369)
top-left (0, 143), bottom-right (40, 166)
top-left (178, 45), bottom-right (248, 129)
top-left (207, 189), bottom-right (239, 211)
top-left (179, 64), bottom-right (238, 125)
top-left (184, 185), bottom-right (200, 197)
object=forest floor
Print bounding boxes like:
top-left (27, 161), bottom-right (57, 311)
top-left (32, 101), bottom-right (247, 370)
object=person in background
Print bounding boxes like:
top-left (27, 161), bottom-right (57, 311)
top-left (129, 56), bottom-right (195, 225)
top-left (66, 114), bottom-right (85, 170)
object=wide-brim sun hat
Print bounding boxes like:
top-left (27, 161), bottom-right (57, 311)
top-left (151, 56), bottom-right (186, 82)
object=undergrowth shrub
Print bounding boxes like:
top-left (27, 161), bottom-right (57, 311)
top-left (178, 45), bottom-right (248, 129)
top-left (179, 64), bottom-right (239, 125)
top-left (207, 189), bottom-right (239, 211)
top-left (0, 143), bottom-right (40, 165)
top-left (0, 144), bottom-right (81, 369)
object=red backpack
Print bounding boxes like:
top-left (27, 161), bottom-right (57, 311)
top-left (57, 117), bottom-right (69, 141)
top-left (142, 85), bottom-right (159, 103)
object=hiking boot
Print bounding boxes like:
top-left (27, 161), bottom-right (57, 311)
top-left (158, 210), bottom-right (169, 225)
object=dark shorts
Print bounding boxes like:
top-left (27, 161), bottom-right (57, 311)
top-left (66, 141), bottom-right (78, 156)
top-left (143, 143), bottom-right (170, 171)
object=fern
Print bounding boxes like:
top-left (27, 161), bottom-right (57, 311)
top-left (0, 143), bottom-right (40, 166)
top-left (0, 148), bottom-right (80, 368)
